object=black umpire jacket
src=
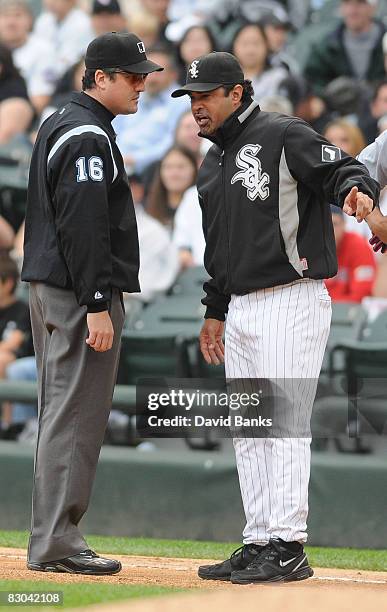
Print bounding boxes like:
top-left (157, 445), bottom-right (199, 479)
top-left (198, 100), bottom-right (380, 321)
top-left (22, 92), bottom-right (140, 313)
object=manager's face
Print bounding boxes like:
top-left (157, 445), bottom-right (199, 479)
top-left (189, 85), bottom-right (243, 135)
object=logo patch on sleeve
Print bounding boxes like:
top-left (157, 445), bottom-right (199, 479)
top-left (322, 145), bottom-right (342, 162)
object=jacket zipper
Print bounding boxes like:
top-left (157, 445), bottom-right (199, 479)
top-left (220, 149), bottom-right (232, 293)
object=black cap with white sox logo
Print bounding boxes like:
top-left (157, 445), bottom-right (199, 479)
top-left (85, 32), bottom-right (164, 74)
top-left (171, 52), bottom-right (245, 98)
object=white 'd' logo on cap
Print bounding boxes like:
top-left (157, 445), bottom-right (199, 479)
top-left (189, 60), bottom-right (199, 79)
top-left (137, 42), bottom-right (145, 53)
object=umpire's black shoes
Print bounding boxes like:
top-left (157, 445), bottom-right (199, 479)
top-left (198, 543), bottom-right (265, 581)
top-left (231, 537), bottom-right (313, 584)
top-left (27, 549), bottom-right (122, 575)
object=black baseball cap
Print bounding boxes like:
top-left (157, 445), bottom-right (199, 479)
top-left (85, 32), bottom-right (164, 74)
top-left (92, 0), bottom-right (121, 14)
top-left (171, 52), bottom-right (244, 98)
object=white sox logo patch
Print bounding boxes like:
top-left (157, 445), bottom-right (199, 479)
top-left (137, 42), bottom-right (145, 53)
top-left (321, 144), bottom-right (341, 162)
top-left (231, 144), bottom-right (270, 201)
top-left (189, 60), bottom-right (199, 79)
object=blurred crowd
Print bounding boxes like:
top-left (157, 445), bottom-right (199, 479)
top-left (1, 0), bottom-right (387, 438)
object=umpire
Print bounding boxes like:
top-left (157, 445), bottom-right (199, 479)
top-left (22, 33), bottom-right (163, 575)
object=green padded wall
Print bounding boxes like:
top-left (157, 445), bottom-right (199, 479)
top-left (0, 441), bottom-right (386, 548)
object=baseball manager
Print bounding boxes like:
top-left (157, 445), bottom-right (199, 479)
top-left (172, 51), bottom-right (379, 585)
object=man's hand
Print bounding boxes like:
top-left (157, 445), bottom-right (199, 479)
top-left (343, 186), bottom-right (374, 222)
top-left (86, 311), bottom-right (114, 352)
top-left (199, 318), bottom-right (225, 365)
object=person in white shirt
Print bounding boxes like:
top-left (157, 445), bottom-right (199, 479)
top-left (0, 0), bottom-right (57, 113)
top-left (33, 0), bottom-right (94, 83)
top-left (128, 174), bottom-right (179, 303)
top-left (172, 185), bottom-right (205, 268)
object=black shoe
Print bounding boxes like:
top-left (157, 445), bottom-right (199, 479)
top-left (27, 549), bottom-right (122, 575)
top-left (198, 543), bottom-right (264, 581)
top-left (231, 538), bottom-right (313, 584)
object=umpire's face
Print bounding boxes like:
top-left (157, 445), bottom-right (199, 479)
top-left (95, 69), bottom-right (147, 116)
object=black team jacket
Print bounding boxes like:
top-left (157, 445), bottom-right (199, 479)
top-left (22, 91), bottom-right (140, 313)
top-left (198, 99), bottom-right (380, 321)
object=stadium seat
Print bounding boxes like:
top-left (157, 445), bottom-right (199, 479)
top-left (117, 330), bottom-right (192, 385)
top-left (313, 309), bottom-right (387, 453)
top-left (170, 266), bottom-right (209, 296)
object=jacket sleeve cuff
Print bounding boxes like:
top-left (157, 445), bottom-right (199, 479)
top-left (87, 302), bottom-right (109, 313)
top-left (204, 306), bottom-right (226, 321)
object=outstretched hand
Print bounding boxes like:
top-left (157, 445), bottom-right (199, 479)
top-left (343, 186), bottom-right (374, 222)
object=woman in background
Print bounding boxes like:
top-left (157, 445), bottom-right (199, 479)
top-left (323, 119), bottom-right (366, 158)
top-left (231, 22), bottom-right (287, 101)
top-left (175, 25), bottom-right (217, 84)
top-left (145, 145), bottom-right (198, 230)
top-left (323, 119), bottom-right (370, 241)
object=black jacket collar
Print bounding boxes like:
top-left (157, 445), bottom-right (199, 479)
top-left (201, 99), bottom-right (260, 149)
top-left (71, 92), bottom-right (116, 135)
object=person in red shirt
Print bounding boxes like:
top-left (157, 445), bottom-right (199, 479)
top-left (326, 205), bottom-right (376, 302)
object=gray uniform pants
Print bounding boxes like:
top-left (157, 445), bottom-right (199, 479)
top-left (27, 283), bottom-right (125, 563)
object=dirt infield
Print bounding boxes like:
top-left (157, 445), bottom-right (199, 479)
top-left (1, 547), bottom-right (387, 611)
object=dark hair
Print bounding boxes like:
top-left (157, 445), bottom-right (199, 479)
top-left (0, 43), bottom-right (22, 80)
top-left (145, 145), bottom-right (198, 226)
top-left (82, 67), bottom-right (118, 90)
top-left (147, 43), bottom-right (178, 71)
top-left (0, 252), bottom-right (19, 294)
top-left (372, 78), bottom-right (387, 102)
top-left (175, 25), bottom-right (218, 83)
top-left (223, 79), bottom-right (254, 102)
top-left (231, 22), bottom-right (270, 70)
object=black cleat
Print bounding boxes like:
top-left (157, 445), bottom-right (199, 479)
top-left (231, 537), bottom-right (313, 584)
top-left (27, 549), bottom-right (122, 575)
top-left (198, 543), bottom-right (265, 581)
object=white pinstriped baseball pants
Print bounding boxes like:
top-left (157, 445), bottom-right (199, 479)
top-left (225, 279), bottom-right (331, 544)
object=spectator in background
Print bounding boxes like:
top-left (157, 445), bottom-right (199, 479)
top-left (326, 205), bottom-right (376, 302)
top-left (260, 10), bottom-right (299, 75)
top-left (231, 23), bottom-right (288, 101)
top-left (91, 0), bottom-right (127, 36)
top-left (0, 43), bottom-right (32, 142)
top-left (278, 74), bottom-right (333, 132)
top-left (127, 9), bottom-right (160, 49)
top-left (174, 109), bottom-right (207, 162)
top-left (40, 57), bottom-right (85, 122)
top-left (0, 252), bottom-right (32, 437)
top-left (32, 0), bottom-right (94, 83)
top-left (359, 79), bottom-right (387, 143)
top-left (141, 0), bottom-right (171, 45)
top-left (114, 45), bottom-right (189, 176)
top-left (323, 119), bottom-right (366, 158)
top-left (173, 184), bottom-right (205, 268)
top-left (146, 145), bottom-right (197, 229)
top-left (175, 25), bottom-right (217, 85)
top-left (0, 0), bottom-right (57, 114)
top-left (323, 120), bottom-right (371, 240)
top-left (304, 0), bottom-right (385, 96)
top-left (128, 174), bottom-right (179, 302)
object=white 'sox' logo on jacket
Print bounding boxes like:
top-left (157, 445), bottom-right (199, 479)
top-left (231, 144), bottom-right (270, 201)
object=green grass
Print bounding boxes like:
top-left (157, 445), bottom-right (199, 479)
top-left (1, 530), bottom-right (387, 572)
top-left (0, 580), bottom-right (179, 609)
